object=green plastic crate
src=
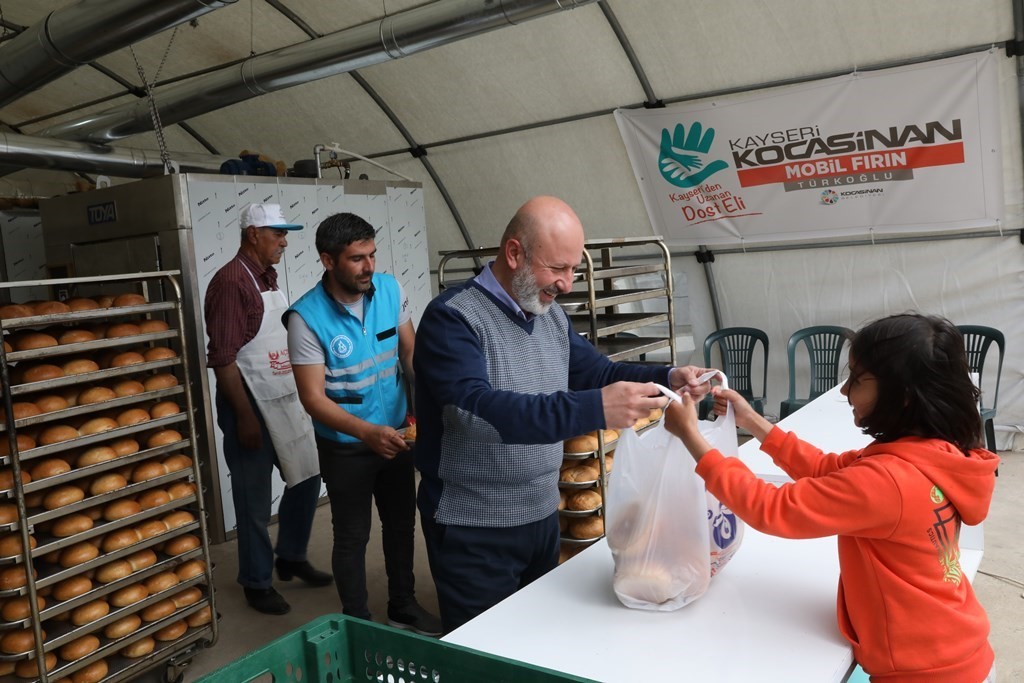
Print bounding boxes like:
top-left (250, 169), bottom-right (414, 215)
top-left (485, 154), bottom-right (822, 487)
top-left (197, 614), bottom-right (597, 683)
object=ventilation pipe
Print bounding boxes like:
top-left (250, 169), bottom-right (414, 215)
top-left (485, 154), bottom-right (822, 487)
top-left (0, 131), bottom-right (228, 176)
top-left (0, 0), bottom-right (236, 109)
top-left (41, 0), bottom-right (597, 144)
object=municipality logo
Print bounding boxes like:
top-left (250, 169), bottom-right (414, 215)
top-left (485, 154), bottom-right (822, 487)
top-left (821, 189), bottom-right (839, 205)
top-left (330, 334), bottom-right (355, 359)
top-left (659, 122), bottom-right (729, 188)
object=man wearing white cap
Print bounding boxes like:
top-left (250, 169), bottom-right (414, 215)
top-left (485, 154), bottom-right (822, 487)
top-left (205, 202), bottom-right (332, 615)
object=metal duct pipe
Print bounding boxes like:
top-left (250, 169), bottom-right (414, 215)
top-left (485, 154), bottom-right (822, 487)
top-left (0, 0), bottom-right (236, 109)
top-left (0, 131), bottom-right (229, 177)
top-left (41, 0), bottom-right (596, 144)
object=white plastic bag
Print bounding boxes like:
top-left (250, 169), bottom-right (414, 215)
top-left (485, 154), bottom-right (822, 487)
top-left (605, 377), bottom-right (746, 610)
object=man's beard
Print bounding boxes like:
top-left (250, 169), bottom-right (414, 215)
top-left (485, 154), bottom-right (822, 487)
top-left (511, 265), bottom-right (558, 316)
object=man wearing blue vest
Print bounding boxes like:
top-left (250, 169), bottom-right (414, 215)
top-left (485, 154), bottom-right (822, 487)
top-left (286, 212), bottom-right (441, 636)
top-left (414, 196), bottom-right (713, 633)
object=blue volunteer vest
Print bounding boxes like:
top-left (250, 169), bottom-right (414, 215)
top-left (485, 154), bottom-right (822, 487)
top-left (286, 274), bottom-right (407, 444)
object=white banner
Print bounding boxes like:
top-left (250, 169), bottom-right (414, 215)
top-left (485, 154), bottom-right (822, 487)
top-left (615, 51), bottom-right (1004, 247)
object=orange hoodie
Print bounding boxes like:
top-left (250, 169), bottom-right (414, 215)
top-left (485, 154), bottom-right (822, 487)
top-left (695, 427), bottom-right (999, 683)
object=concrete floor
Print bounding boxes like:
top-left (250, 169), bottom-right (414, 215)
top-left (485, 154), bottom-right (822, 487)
top-left (182, 453), bottom-right (1024, 682)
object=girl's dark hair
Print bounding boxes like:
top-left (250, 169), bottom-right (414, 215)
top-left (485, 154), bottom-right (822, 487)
top-left (850, 313), bottom-right (982, 451)
top-left (315, 212), bottom-right (375, 259)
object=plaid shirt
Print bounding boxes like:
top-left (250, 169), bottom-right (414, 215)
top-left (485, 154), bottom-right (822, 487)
top-left (205, 250), bottom-right (278, 368)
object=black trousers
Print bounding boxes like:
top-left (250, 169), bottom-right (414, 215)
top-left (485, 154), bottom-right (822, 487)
top-left (316, 436), bottom-right (418, 618)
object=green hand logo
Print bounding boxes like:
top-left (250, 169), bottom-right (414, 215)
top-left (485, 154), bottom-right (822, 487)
top-left (659, 122), bottom-right (729, 188)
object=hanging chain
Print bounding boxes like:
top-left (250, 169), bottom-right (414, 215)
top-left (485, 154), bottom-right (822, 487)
top-left (128, 26), bottom-right (179, 174)
top-left (249, 0), bottom-right (256, 57)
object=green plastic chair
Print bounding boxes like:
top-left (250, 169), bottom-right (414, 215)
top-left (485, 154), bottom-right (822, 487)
top-left (780, 325), bottom-right (854, 419)
top-left (957, 325), bottom-right (1005, 452)
top-left (700, 327), bottom-right (769, 418)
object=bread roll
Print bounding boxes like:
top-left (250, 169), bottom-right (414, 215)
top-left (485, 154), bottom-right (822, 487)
top-left (52, 575), bottom-right (93, 601)
top-left (146, 429), bottom-right (182, 448)
top-left (80, 416), bottom-right (118, 435)
top-left (0, 595), bottom-right (45, 621)
top-left (29, 458), bottom-right (70, 480)
top-left (94, 295), bottom-right (115, 308)
top-left (77, 386), bottom-right (116, 405)
top-left (31, 301), bottom-right (70, 316)
top-left (113, 379), bottom-right (146, 397)
top-left (559, 465), bottom-right (599, 483)
top-left (43, 485), bottom-right (85, 510)
top-left (14, 332), bottom-right (58, 351)
top-left (162, 454), bottom-right (192, 473)
top-left (149, 400), bottom-right (180, 418)
top-left (105, 322), bottom-right (141, 338)
top-left (70, 659), bottom-right (108, 683)
top-left (0, 304), bottom-right (33, 319)
top-left (166, 481), bottom-right (196, 501)
top-left (58, 329), bottom-right (98, 345)
top-left (110, 437), bottom-right (140, 457)
top-left (104, 614), bottom-right (142, 639)
top-left (62, 358), bottom-right (100, 375)
top-left (163, 510), bottom-right (195, 529)
top-left (164, 534), bottom-right (201, 556)
top-left (141, 598), bottom-right (176, 622)
top-left (121, 636), bottom-right (155, 658)
top-left (136, 519), bottom-right (168, 540)
top-left (94, 560), bottom-right (132, 584)
top-left (174, 559), bottom-right (205, 581)
top-left (144, 571), bottom-right (180, 595)
top-left (59, 540), bottom-right (99, 567)
top-left (111, 351), bottom-right (146, 368)
top-left (144, 373), bottom-right (179, 392)
top-left (139, 319), bottom-right (169, 333)
top-left (31, 395), bottom-right (68, 416)
top-left (52, 513), bottom-right (94, 538)
top-left (142, 346), bottom-right (177, 362)
top-left (127, 548), bottom-right (158, 572)
top-left (21, 363), bottom-right (64, 382)
top-left (568, 515), bottom-right (604, 540)
top-left (155, 619), bottom-right (187, 641)
top-left (138, 488), bottom-right (171, 510)
top-left (59, 634), bottom-right (100, 661)
top-left (110, 583), bottom-right (149, 607)
top-left (170, 586), bottom-right (201, 608)
top-left (76, 446), bottom-right (118, 467)
top-left (131, 461), bottom-right (168, 483)
top-left (66, 298), bottom-right (99, 312)
top-left (14, 652), bottom-right (57, 678)
top-left (115, 407), bottom-right (151, 428)
top-left (1, 339), bottom-right (8, 354)
top-left (38, 424), bottom-right (79, 445)
top-left (648, 407), bottom-right (664, 421)
top-left (113, 293), bottom-right (146, 308)
top-left (0, 533), bottom-right (34, 557)
top-left (564, 434), bottom-right (599, 453)
top-left (58, 386), bottom-right (80, 407)
top-left (0, 434), bottom-right (35, 457)
top-left (101, 527), bottom-right (142, 553)
top-left (0, 566), bottom-right (30, 590)
top-left (186, 605), bottom-right (213, 628)
top-left (88, 472), bottom-right (127, 495)
top-left (10, 402), bottom-right (41, 421)
top-left (558, 489), bottom-right (567, 511)
top-left (0, 468), bottom-right (30, 491)
top-left (568, 489), bottom-right (603, 512)
top-left (0, 503), bottom-right (18, 524)
top-left (602, 428), bottom-right (619, 444)
top-left (1, 628), bottom-right (40, 653)
top-left (70, 600), bottom-right (109, 626)
top-left (103, 498), bottom-right (141, 521)
top-left (632, 416), bottom-right (651, 430)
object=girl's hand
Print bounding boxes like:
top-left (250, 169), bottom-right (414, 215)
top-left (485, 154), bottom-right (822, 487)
top-left (664, 394), bottom-right (713, 463)
top-left (713, 388), bottom-right (773, 442)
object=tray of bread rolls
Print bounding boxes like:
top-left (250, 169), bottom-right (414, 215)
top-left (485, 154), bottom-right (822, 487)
top-left (0, 271), bottom-right (217, 683)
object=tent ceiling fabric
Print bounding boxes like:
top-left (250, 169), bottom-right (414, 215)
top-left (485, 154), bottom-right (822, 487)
top-left (0, 0), bottom-right (1016, 262)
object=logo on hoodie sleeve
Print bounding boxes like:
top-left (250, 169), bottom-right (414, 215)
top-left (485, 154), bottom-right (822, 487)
top-left (926, 486), bottom-right (964, 586)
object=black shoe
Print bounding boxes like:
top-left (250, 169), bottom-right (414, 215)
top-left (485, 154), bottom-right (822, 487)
top-left (243, 587), bottom-right (290, 615)
top-left (388, 602), bottom-right (443, 637)
top-left (275, 558), bottom-right (333, 587)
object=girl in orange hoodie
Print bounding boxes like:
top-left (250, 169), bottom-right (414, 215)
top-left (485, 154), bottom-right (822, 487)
top-left (666, 314), bottom-right (999, 683)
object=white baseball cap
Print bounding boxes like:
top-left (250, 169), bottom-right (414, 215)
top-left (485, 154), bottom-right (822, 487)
top-left (239, 203), bottom-right (303, 231)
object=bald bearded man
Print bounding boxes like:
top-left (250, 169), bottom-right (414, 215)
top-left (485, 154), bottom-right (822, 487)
top-left (413, 196), bottom-right (711, 632)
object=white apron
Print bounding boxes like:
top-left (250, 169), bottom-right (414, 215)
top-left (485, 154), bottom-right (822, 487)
top-left (234, 265), bottom-right (319, 487)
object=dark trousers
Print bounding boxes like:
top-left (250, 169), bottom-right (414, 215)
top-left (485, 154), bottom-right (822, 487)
top-left (418, 485), bottom-right (560, 633)
top-left (217, 392), bottom-right (321, 590)
top-left (316, 436), bottom-right (417, 618)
